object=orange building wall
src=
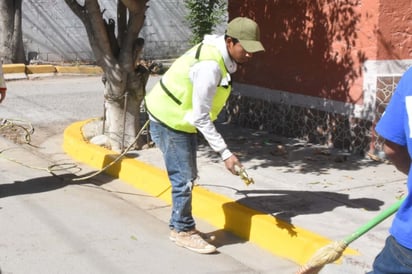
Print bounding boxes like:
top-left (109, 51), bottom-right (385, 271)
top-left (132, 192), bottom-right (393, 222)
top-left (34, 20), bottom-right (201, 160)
top-left (228, 0), bottom-right (380, 105)
top-left (377, 0), bottom-right (412, 59)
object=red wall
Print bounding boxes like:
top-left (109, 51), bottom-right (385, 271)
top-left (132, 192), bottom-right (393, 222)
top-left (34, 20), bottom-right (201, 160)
top-left (228, 0), bottom-right (381, 105)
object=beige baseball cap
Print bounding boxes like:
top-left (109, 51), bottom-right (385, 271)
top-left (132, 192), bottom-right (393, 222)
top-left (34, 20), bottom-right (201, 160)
top-left (226, 17), bottom-right (265, 53)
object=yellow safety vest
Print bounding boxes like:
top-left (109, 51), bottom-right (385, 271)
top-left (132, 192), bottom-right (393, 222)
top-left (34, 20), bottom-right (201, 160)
top-left (145, 43), bottom-right (231, 133)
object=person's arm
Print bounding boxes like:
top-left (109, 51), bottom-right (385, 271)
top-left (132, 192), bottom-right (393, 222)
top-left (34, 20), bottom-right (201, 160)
top-left (383, 140), bottom-right (411, 175)
top-left (189, 61), bottom-right (241, 174)
top-left (0, 88), bottom-right (6, 103)
top-left (0, 65), bottom-right (6, 103)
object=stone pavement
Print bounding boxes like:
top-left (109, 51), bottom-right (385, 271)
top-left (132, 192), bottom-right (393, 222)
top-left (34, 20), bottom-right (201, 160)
top-left (64, 117), bottom-right (407, 274)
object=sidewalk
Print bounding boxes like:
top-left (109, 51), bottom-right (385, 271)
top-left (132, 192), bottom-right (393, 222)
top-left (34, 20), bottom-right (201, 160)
top-left (63, 117), bottom-right (407, 274)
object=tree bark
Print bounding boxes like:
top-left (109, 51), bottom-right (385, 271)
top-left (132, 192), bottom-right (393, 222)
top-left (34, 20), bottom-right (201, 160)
top-left (0, 0), bottom-right (26, 64)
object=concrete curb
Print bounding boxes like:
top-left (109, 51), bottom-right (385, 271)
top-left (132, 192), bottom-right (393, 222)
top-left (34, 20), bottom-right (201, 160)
top-left (2, 63), bottom-right (103, 78)
top-left (63, 119), bottom-right (358, 265)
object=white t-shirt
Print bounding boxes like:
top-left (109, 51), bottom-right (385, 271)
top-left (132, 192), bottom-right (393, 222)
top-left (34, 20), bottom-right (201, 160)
top-left (186, 35), bottom-right (237, 160)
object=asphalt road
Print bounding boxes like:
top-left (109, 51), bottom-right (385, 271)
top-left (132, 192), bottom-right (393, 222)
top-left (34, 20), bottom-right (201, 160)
top-left (0, 75), bottom-right (296, 274)
top-left (0, 75), bottom-right (106, 144)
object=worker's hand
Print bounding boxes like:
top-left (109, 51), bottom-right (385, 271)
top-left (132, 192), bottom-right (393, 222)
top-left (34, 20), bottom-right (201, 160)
top-left (0, 88), bottom-right (6, 103)
top-left (224, 154), bottom-right (242, 175)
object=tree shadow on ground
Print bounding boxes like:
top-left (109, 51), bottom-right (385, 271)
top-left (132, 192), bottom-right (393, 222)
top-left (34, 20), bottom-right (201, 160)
top-left (198, 122), bottom-right (385, 174)
top-left (0, 171), bottom-right (126, 199)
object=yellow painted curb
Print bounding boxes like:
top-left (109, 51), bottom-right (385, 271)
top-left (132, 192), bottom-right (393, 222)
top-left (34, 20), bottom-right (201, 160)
top-left (2, 63), bottom-right (26, 73)
top-left (55, 65), bottom-right (103, 74)
top-left (63, 119), bottom-right (358, 265)
top-left (2, 64), bottom-right (103, 76)
top-left (26, 64), bottom-right (56, 74)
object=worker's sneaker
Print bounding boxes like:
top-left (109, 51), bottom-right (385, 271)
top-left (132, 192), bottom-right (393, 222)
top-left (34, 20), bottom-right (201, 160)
top-left (173, 229), bottom-right (216, 254)
top-left (169, 229), bottom-right (178, 242)
top-left (169, 229), bottom-right (215, 242)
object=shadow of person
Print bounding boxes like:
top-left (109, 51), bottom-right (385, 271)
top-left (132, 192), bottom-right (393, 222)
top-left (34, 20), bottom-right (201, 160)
top-left (211, 189), bottom-right (383, 248)
top-left (0, 174), bottom-right (74, 198)
top-left (0, 171), bottom-right (115, 199)
top-left (236, 189), bottom-right (384, 223)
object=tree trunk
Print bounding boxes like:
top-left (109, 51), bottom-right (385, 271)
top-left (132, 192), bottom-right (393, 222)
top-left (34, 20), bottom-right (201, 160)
top-left (0, 0), bottom-right (26, 64)
top-left (104, 64), bottom-right (150, 151)
top-left (64, 0), bottom-right (149, 151)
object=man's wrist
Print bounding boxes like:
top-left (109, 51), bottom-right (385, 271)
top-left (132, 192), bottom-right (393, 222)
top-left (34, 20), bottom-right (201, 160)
top-left (220, 149), bottom-right (232, 161)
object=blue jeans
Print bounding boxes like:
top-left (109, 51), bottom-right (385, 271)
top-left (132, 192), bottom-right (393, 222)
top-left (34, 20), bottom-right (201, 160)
top-left (368, 236), bottom-right (412, 274)
top-left (149, 120), bottom-right (198, 232)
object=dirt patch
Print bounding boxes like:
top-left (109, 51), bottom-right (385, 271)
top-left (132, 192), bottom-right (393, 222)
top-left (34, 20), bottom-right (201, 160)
top-left (0, 119), bottom-right (35, 145)
top-left (0, 119), bottom-right (67, 147)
